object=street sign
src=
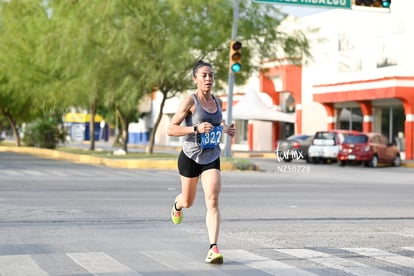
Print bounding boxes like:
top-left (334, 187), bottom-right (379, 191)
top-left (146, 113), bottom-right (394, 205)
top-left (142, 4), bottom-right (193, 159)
top-left (253, 0), bottom-right (352, 9)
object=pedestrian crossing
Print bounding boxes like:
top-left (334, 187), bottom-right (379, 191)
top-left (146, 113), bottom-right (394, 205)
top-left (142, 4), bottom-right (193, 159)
top-left (66, 252), bottom-right (140, 275)
top-left (223, 249), bottom-right (318, 276)
top-left (0, 254), bottom-right (48, 276)
top-left (0, 168), bottom-right (176, 179)
top-left (275, 248), bottom-right (399, 276)
top-left (343, 247), bottom-right (414, 269)
top-left (0, 247), bottom-right (412, 275)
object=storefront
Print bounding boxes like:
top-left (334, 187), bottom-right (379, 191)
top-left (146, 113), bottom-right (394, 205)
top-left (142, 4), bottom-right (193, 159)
top-left (255, 1), bottom-right (414, 160)
top-left (312, 76), bottom-right (414, 160)
top-left (260, 67), bottom-right (413, 160)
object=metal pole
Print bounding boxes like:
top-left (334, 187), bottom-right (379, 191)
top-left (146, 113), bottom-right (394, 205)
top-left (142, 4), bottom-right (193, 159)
top-left (389, 107), bottom-right (393, 142)
top-left (224, 0), bottom-right (240, 158)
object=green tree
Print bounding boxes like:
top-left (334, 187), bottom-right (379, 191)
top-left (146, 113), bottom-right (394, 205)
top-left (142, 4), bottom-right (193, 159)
top-left (100, 2), bottom-right (157, 152)
top-left (113, 0), bottom-right (311, 154)
top-left (47, 0), bottom-right (119, 151)
top-left (48, 0), bottom-right (310, 154)
top-left (109, 0), bottom-right (196, 153)
top-left (48, 1), bottom-right (156, 152)
top-left (0, 0), bottom-right (54, 146)
top-left (1, 0), bottom-right (311, 154)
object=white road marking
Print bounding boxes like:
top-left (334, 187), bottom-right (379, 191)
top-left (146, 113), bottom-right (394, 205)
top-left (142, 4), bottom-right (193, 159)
top-left (344, 247), bottom-right (414, 269)
top-left (141, 250), bottom-right (230, 275)
top-left (223, 249), bottom-right (318, 276)
top-left (0, 254), bottom-right (48, 276)
top-left (66, 252), bottom-right (141, 275)
top-left (276, 248), bottom-right (399, 276)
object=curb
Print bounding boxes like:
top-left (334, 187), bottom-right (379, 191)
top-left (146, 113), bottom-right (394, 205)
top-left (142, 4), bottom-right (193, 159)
top-left (402, 161), bottom-right (414, 169)
top-left (0, 146), bottom-right (241, 171)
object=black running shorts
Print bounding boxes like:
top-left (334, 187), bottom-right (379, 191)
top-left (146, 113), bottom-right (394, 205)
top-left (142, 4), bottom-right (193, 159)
top-left (178, 151), bottom-right (221, 178)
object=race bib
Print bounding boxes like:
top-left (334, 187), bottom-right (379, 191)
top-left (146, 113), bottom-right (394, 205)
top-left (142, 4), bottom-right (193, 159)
top-left (200, 126), bottom-right (223, 149)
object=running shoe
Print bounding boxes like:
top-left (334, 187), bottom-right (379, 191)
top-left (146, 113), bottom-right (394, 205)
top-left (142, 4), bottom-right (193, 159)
top-left (205, 245), bottom-right (223, 264)
top-left (171, 202), bottom-right (183, 224)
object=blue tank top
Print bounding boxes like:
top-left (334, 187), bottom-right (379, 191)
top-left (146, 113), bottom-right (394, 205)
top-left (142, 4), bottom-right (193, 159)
top-left (182, 94), bottom-right (223, 164)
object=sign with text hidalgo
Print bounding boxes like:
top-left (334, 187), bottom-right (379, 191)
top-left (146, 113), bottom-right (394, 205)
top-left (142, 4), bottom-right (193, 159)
top-left (253, 0), bottom-right (352, 9)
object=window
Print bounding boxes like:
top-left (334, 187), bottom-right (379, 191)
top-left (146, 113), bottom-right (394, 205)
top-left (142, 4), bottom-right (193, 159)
top-left (344, 134), bottom-right (368, 144)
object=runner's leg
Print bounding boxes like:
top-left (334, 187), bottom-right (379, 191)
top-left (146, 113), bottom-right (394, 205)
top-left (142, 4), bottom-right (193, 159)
top-left (201, 169), bottom-right (221, 244)
top-left (175, 176), bottom-right (199, 209)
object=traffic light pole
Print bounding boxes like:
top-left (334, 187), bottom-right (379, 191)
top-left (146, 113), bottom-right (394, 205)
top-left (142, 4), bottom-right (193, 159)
top-left (223, 0), bottom-right (240, 158)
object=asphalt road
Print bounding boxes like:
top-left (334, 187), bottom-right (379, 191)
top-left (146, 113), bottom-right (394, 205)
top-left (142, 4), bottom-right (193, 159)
top-left (0, 152), bottom-right (413, 275)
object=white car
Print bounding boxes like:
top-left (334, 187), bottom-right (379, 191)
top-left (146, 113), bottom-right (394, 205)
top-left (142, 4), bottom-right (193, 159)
top-left (308, 130), bottom-right (360, 164)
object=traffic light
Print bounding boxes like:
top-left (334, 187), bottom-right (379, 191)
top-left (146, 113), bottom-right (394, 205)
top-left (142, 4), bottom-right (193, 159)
top-left (229, 41), bottom-right (242, 73)
top-left (354, 0), bottom-right (391, 8)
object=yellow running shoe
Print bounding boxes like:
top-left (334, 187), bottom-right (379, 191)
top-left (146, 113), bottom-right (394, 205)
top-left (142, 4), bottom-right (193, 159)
top-left (205, 246), bottom-right (223, 264)
top-left (171, 203), bottom-right (183, 225)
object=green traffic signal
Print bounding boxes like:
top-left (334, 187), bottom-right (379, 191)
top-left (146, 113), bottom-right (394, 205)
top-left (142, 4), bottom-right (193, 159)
top-left (354, 0), bottom-right (391, 8)
top-left (381, 0), bottom-right (391, 8)
top-left (229, 41), bottom-right (242, 73)
top-left (231, 63), bottom-right (241, 73)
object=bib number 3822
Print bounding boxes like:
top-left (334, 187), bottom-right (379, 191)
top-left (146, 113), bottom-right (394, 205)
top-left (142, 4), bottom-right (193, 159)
top-left (200, 126), bottom-right (223, 149)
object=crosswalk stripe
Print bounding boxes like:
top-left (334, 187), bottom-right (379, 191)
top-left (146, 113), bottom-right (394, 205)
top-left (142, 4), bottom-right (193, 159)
top-left (0, 254), bottom-right (48, 276)
top-left (66, 252), bottom-right (141, 275)
top-left (275, 248), bottom-right (400, 276)
top-left (141, 250), bottom-right (230, 275)
top-left (395, 230), bottom-right (414, 239)
top-left (1, 169), bottom-right (24, 176)
top-left (0, 169), bottom-right (177, 178)
top-left (21, 170), bottom-right (47, 176)
top-left (344, 247), bottom-right (414, 269)
top-left (0, 247), bottom-right (412, 275)
top-left (70, 171), bottom-right (95, 176)
top-left (46, 170), bottom-right (71, 176)
top-left (223, 249), bottom-right (318, 276)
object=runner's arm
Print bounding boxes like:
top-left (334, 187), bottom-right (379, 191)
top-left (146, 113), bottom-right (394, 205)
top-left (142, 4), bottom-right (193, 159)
top-left (167, 96), bottom-right (196, 137)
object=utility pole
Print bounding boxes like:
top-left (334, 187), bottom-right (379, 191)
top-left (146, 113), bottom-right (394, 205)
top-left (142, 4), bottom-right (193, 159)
top-left (223, 0), bottom-right (240, 158)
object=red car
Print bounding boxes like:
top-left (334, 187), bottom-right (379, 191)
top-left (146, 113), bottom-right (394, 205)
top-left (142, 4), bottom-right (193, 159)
top-left (337, 132), bottom-right (401, 167)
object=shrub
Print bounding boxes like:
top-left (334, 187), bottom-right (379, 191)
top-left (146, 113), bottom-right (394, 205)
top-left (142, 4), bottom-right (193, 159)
top-left (23, 118), bottom-right (66, 149)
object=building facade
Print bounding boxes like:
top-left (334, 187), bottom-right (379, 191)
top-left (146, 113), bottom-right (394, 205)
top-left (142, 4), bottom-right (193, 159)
top-left (259, 0), bottom-right (413, 159)
top-left (143, 0), bottom-right (413, 160)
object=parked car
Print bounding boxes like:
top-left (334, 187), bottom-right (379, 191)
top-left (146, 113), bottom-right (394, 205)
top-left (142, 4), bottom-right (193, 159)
top-left (337, 132), bottom-right (401, 167)
top-left (275, 134), bottom-right (313, 162)
top-left (308, 130), bottom-right (360, 164)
